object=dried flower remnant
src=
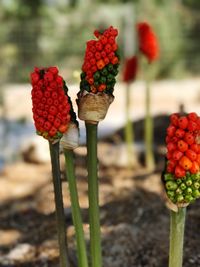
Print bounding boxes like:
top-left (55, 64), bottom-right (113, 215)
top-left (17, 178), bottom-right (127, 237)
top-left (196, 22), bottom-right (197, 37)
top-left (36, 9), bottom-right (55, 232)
top-left (163, 112), bottom-right (200, 206)
top-left (30, 67), bottom-right (71, 142)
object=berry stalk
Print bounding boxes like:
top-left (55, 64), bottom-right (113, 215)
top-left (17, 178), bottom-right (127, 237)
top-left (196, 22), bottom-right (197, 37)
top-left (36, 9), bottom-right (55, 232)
top-left (125, 82), bottom-right (134, 167)
top-left (169, 208), bottom-right (186, 267)
top-left (64, 148), bottom-right (89, 267)
top-left (49, 142), bottom-right (70, 267)
top-left (86, 123), bottom-right (102, 267)
top-left (144, 77), bottom-right (155, 171)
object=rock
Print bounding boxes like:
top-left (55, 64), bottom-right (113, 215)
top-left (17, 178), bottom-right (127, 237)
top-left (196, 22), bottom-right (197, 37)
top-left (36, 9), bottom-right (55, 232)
top-left (6, 243), bottom-right (35, 261)
top-left (20, 136), bottom-right (50, 164)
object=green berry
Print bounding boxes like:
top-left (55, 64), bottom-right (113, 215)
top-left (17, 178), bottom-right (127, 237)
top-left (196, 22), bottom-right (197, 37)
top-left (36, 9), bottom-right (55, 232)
top-left (80, 72), bottom-right (86, 79)
top-left (176, 195), bottom-right (184, 203)
top-left (185, 195), bottom-right (194, 203)
top-left (186, 187), bottom-right (193, 194)
top-left (192, 189), bottom-right (200, 198)
top-left (107, 64), bottom-right (114, 72)
top-left (193, 182), bottom-right (200, 189)
top-left (101, 68), bottom-right (108, 76)
top-left (186, 178), bottom-right (193, 186)
top-left (164, 173), bottom-right (173, 181)
top-left (176, 179), bottom-right (182, 185)
top-left (166, 181), bottom-right (178, 191)
top-left (100, 76), bottom-right (106, 84)
top-left (176, 188), bottom-right (183, 195)
top-left (93, 71), bottom-right (101, 81)
top-left (180, 183), bottom-right (187, 191)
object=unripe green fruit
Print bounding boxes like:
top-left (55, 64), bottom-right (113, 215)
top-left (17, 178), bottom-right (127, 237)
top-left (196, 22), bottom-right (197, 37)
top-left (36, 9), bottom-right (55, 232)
top-left (176, 188), bottom-right (183, 195)
top-left (101, 68), bottom-right (108, 76)
top-left (93, 71), bottom-right (101, 81)
top-left (164, 173), bottom-right (173, 181)
top-left (176, 179), bottom-right (182, 185)
top-left (193, 190), bottom-right (200, 198)
top-left (180, 183), bottom-right (187, 191)
top-left (186, 187), bottom-right (193, 194)
top-left (100, 76), bottom-right (106, 84)
top-left (177, 195), bottom-right (184, 202)
top-left (166, 181), bottom-right (178, 191)
top-left (185, 195), bottom-right (194, 203)
top-left (167, 190), bottom-right (175, 197)
top-left (193, 182), bottom-right (200, 189)
top-left (186, 178), bottom-right (193, 186)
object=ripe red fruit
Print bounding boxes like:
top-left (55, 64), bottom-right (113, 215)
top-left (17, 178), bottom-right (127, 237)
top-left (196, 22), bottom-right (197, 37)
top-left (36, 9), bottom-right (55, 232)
top-left (167, 125), bottom-right (176, 137)
top-left (175, 165), bottom-right (186, 178)
top-left (167, 164), bottom-right (174, 173)
top-left (173, 150), bottom-right (183, 161)
top-left (170, 113), bottom-right (179, 126)
top-left (166, 152), bottom-right (173, 160)
top-left (186, 149), bottom-right (197, 161)
top-left (167, 142), bottom-right (177, 152)
top-left (188, 112), bottom-right (198, 122)
top-left (178, 116), bottom-right (188, 129)
top-left (190, 143), bottom-right (199, 153)
top-left (179, 156), bottom-right (192, 170)
top-left (187, 121), bottom-right (198, 131)
top-left (175, 128), bottom-right (185, 139)
top-left (177, 140), bottom-right (188, 152)
top-left (196, 154), bottom-right (200, 165)
top-left (184, 132), bottom-right (195, 145)
top-left (190, 161), bottom-right (199, 174)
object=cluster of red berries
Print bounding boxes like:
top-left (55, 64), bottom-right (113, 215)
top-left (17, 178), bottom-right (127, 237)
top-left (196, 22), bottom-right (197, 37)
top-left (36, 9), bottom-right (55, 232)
top-left (166, 112), bottom-right (200, 178)
top-left (80, 26), bottom-right (119, 94)
top-left (137, 22), bottom-right (159, 63)
top-left (31, 67), bottom-right (71, 142)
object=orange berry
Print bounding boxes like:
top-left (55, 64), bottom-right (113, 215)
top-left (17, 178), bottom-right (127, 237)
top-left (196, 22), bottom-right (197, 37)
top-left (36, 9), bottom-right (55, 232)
top-left (179, 156), bottom-right (192, 170)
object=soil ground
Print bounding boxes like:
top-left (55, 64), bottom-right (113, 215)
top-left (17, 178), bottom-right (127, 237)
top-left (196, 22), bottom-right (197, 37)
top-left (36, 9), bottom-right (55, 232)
top-left (0, 115), bottom-right (200, 267)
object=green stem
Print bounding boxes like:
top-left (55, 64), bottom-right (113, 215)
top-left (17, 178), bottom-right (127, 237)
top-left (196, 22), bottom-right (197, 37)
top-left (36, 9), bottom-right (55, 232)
top-left (169, 207), bottom-right (186, 267)
top-left (145, 80), bottom-right (155, 171)
top-left (49, 142), bottom-right (70, 267)
top-left (125, 83), bottom-right (134, 167)
top-left (63, 148), bottom-right (89, 267)
top-left (85, 123), bottom-right (102, 267)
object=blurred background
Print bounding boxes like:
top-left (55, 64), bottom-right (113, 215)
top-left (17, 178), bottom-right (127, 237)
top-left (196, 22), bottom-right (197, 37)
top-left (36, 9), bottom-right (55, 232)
top-left (0, 0), bottom-right (200, 165)
top-left (0, 0), bottom-right (200, 266)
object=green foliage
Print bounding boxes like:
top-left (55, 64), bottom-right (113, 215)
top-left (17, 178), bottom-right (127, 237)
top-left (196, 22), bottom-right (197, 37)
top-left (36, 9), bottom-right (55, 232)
top-left (0, 0), bottom-right (199, 83)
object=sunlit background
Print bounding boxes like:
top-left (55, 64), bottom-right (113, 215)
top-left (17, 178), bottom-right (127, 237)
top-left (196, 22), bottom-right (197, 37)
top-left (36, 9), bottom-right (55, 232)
top-left (0, 0), bottom-right (200, 165)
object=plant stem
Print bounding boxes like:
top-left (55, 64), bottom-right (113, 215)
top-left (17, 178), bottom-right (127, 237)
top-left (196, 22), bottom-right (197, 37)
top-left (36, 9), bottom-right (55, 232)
top-left (64, 148), bottom-right (89, 267)
top-left (169, 207), bottom-right (186, 267)
top-left (125, 82), bottom-right (134, 168)
top-left (49, 142), bottom-right (70, 267)
top-left (145, 79), bottom-right (155, 171)
top-left (85, 123), bottom-right (102, 267)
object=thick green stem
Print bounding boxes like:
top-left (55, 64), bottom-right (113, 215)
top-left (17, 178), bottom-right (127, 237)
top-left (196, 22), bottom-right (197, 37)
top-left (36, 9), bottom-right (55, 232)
top-left (169, 207), bottom-right (186, 267)
top-left (64, 148), bottom-right (89, 267)
top-left (145, 81), bottom-right (155, 171)
top-left (49, 142), bottom-right (70, 267)
top-left (125, 83), bottom-right (134, 167)
top-left (85, 123), bottom-right (102, 267)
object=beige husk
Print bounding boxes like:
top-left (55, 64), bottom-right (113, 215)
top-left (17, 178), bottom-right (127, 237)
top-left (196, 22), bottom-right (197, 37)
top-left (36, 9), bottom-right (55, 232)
top-left (60, 122), bottom-right (79, 150)
top-left (77, 90), bottom-right (114, 124)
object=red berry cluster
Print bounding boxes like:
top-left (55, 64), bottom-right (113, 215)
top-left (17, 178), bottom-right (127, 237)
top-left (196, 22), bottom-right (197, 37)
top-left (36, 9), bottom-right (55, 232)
top-left (166, 112), bottom-right (200, 178)
top-left (81, 26), bottom-right (119, 93)
top-left (31, 67), bottom-right (71, 142)
top-left (137, 22), bottom-right (159, 63)
top-left (123, 56), bottom-right (138, 83)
